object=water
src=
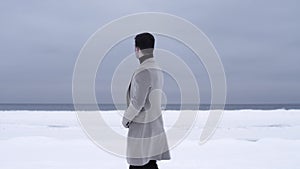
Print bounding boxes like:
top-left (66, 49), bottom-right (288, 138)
top-left (0, 103), bottom-right (300, 111)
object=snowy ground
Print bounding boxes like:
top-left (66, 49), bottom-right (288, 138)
top-left (0, 109), bottom-right (299, 169)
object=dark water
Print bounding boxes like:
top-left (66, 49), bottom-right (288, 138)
top-left (0, 104), bottom-right (300, 111)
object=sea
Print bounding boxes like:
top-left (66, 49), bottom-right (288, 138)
top-left (0, 103), bottom-right (300, 111)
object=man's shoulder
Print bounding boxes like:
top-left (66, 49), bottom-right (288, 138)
top-left (134, 68), bottom-right (151, 80)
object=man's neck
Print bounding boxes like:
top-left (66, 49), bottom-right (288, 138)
top-left (138, 54), bottom-right (153, 64)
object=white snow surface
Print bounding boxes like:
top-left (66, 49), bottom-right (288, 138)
top-left (0, 109), bottom-right (299, 169)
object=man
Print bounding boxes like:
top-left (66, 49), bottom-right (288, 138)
top-left (122, 32), bottom-right (171, 169)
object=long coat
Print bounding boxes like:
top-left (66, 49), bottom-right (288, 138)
top-left (122, 57), bottom-right (171, 166)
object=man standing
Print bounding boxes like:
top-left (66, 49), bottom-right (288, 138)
top-left (122, 32), bottom-right (171, 169)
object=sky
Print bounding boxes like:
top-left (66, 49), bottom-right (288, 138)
top-left (0, 0), bottom-right (299, 104)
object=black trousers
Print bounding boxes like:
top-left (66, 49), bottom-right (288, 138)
top-left (129, 160), bottom-right (158, 169)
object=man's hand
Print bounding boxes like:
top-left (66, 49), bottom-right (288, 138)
top-left (122, 116), bottom-right (132, 128)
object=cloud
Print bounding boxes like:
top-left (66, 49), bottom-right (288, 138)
top-left (0, 0), bottom-right (299, 103)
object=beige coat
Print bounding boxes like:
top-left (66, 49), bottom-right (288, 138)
top-left (122, 57), bottom-right (171, 166)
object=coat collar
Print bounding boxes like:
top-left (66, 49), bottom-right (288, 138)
top-left (137, 56), bottom-right (156, 70)
top-left (140, 56), bottom-right (154, 65)
top-left (138, 54), bottom-right (153, 64)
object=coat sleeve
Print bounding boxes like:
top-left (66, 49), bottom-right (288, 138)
top-left (123, 69), bottom-right (151, 124)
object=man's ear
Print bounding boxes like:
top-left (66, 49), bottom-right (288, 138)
top-left (135, 47), bottom-right (140, 52)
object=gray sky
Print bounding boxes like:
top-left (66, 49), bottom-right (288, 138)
top-left (0, 0), bottom-right (299, 104)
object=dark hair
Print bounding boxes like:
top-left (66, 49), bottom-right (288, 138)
top-left (135, 32), bottom-right (155, 54)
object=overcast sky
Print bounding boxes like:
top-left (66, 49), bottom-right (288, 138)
top-left (0, 0), bottom-right (299, 104)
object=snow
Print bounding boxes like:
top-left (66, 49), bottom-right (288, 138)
top-left (0, 109), bottom-right (299, 169)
